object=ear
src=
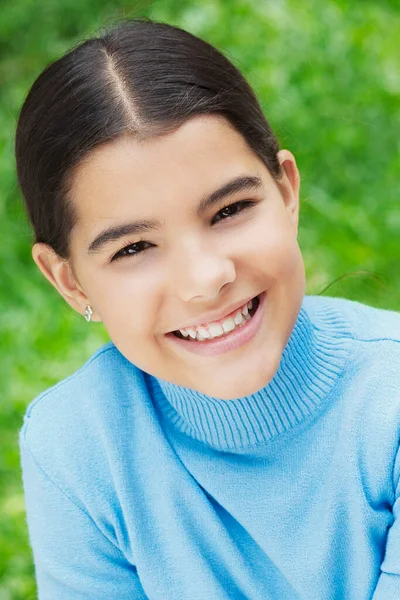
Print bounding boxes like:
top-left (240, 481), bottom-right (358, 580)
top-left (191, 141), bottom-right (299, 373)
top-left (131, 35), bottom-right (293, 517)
top-left (31, 243), bottom-right (101, 322)
top-left (276, 149), bottom-right (301, 233)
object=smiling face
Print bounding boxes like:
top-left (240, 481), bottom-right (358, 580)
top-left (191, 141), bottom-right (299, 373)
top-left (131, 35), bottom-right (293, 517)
top-left (33, 115), bottom-right (306, 400)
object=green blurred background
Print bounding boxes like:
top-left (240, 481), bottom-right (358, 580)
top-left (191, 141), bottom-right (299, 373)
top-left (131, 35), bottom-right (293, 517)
top-left (1, 0), bottom-right (399, 597)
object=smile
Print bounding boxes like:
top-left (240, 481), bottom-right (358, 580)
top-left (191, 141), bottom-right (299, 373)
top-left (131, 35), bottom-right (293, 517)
top-left (173, 296), bottom-right (259, 341)
top-left (165, 292), bottom-right (266, 357)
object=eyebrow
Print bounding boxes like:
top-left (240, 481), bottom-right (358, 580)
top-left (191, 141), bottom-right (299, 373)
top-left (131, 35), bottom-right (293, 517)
top-left (86, 174), bottom-right (263, 255)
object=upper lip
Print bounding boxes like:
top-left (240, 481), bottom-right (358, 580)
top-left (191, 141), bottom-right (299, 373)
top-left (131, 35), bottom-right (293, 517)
top-left (169, 294), bottom-right (257, 332)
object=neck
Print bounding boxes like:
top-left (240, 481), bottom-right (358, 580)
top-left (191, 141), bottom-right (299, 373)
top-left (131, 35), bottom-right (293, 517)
top-left (147, 295), bottom-right (351, 451)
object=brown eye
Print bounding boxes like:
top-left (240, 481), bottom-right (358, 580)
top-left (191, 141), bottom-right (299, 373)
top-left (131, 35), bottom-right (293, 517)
top-left (212, 200), bottom-right (257, 225)
top-left (110, 240), bottom-right (152, 263)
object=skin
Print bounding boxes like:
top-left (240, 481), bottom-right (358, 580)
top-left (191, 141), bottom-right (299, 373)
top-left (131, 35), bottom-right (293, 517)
top-left (32, 115), bottom-right (306, 400)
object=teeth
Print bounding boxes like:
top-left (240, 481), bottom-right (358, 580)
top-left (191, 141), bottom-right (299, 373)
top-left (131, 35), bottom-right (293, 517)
top-left (208, 323), bottom-right (224, 337)
top-left (178, 297), bottom-right (256, 341)
top-left (234, 311), bottom-right (244, 325)
top-left (222, 317), bottom-right (236, 333)
top-left (197, 327), bottom-right (210, 339)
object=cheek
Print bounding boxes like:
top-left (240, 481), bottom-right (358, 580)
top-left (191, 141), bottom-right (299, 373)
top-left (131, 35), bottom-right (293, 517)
top-left (244, 215), bottom-right (299, 275)
top-left (90, 269), bottom-right (161, 337)
top-left (102, 264), bottom-right (160, 300)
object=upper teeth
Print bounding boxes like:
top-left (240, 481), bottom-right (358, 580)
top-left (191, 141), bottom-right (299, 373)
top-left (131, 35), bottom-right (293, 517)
top-left (179, 299), bottom-right (254, 341)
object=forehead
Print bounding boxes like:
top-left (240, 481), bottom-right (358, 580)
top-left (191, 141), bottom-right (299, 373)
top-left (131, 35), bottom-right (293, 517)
top-left (69, 115), bottom-right (265, 226)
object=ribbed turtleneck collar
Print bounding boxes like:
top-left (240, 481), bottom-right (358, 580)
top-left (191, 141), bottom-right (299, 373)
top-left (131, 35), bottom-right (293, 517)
top-left (146, 295), bottom-right (352, 451)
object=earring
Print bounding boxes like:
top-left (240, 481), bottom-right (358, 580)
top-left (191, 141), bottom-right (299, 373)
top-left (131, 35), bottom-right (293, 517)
top-left (84, 304), bottom-right (93, 322)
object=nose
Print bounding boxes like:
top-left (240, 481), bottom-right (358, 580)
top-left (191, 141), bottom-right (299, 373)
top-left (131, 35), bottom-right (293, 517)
top-left (170, 239), bottom-right (236, 302)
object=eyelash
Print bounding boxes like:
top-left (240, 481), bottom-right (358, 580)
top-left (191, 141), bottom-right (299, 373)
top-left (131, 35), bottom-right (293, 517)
top-left (109, 200), bottom-right (257, 263)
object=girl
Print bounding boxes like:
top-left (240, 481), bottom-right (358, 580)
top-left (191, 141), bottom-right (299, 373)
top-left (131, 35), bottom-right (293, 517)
top-left (16, 18), bottom-right (400, 600)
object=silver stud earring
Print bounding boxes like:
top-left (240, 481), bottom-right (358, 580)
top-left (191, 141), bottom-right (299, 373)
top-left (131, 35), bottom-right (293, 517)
top-left (84, 304), bottom-right (93, 322)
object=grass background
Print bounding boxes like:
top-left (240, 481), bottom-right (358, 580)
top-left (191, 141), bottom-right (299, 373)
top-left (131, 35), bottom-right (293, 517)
top-left (1, 0), bottom-right (399, 597)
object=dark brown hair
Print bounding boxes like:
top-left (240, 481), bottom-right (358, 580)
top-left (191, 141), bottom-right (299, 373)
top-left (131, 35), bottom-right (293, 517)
top-left (15, 18), bottom-right (282, 258)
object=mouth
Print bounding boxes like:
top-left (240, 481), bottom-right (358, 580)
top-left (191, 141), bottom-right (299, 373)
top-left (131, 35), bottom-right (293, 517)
top-left (165, 292), bottom-right (266, 357)
top-left (171, 293), bottom-right (261, 341)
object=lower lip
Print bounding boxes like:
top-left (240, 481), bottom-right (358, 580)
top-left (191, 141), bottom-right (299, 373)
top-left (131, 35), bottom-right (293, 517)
top-left (165, 292), bottom-right (266, 357)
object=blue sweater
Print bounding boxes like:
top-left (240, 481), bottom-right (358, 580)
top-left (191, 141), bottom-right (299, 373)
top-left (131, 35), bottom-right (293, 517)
top-left (19, 295), bottom-right (400, 599)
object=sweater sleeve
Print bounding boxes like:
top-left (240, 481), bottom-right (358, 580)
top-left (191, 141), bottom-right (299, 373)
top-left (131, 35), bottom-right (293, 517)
top-left (371, 443), bottom-right (400, 600)
top-left (20, 436), bottom-right (148, 600)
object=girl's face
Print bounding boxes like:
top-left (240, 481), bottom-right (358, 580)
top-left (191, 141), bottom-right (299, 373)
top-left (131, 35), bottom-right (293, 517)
top-left (34, 115), bottom-right (305, 400)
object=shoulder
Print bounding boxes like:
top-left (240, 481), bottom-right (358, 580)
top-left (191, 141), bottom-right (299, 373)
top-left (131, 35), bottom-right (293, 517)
top-left (304, 296), bottom-right (400, 498)
top-left (304, 294), bottom-right (400, 344)
top-left (304, 294), bottom-right (400, 394)
top-left (19, 341), bottom-right (147, 500)
top-left (21, 341), bottom-right (141, 430)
